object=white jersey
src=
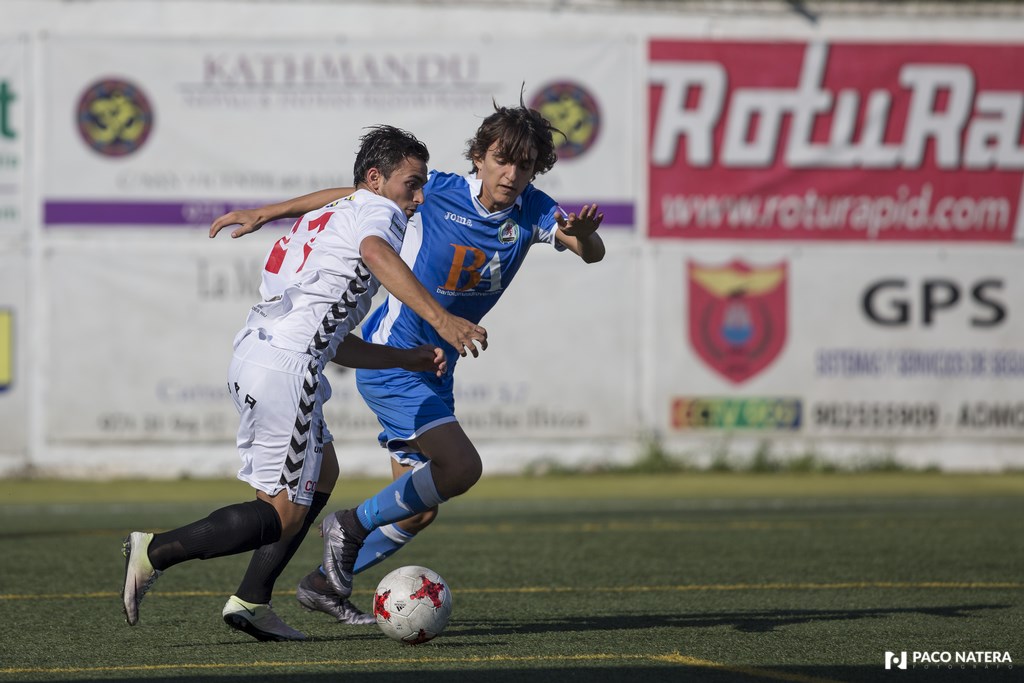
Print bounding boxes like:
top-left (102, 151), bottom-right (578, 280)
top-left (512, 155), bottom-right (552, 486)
top-left (243, 189), bottom-right (408, 367)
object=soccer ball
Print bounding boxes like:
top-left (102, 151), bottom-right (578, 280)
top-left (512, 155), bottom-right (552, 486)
top-left (373, 565), bottom-right (452, 644)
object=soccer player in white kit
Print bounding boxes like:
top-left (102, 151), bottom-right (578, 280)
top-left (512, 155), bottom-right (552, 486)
top-left (120, 126), bottom-right (488, 640)
top-left (210, 101), bottom-right (604, 638)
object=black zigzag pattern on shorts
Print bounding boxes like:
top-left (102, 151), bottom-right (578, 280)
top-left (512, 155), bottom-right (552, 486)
top-left (280, 261), bottom-right (376, 494)
top-left (279, 360), bottom-right (318, 494)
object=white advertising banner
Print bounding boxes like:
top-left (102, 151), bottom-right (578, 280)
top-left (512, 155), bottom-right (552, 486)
top-left (44, 241), bottom-right (255, 444)
top-left (653, 244), bottom-right (1024, 440)
top-left (45, 237), bottom-right (637, 446)
top-left (43, 36), bottom-right (635, 230)
top-left (0, 245), bottom-right (28, 457)
top-left (0, 36), bottom-right (27, 238)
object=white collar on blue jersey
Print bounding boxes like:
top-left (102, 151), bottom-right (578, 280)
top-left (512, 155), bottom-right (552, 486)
top-left (465, 173), bottom-right (524, 217)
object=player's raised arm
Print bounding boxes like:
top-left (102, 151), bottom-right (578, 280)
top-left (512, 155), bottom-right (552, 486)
top-left (359, 235), bottom-right (488, 358)
top-left (332, 335), bottom-right (447, 377)
top-left (554, 203), bottom-right (606, 263)
top-left (208, 187), bottom-right (355, 239)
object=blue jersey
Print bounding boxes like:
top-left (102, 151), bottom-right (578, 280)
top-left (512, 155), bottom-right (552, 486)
top-left (362, 171), bottom-right (564, 371)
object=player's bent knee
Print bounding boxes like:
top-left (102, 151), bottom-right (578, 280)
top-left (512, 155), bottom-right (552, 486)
top-left (452, 455), bottom-right (482, 495)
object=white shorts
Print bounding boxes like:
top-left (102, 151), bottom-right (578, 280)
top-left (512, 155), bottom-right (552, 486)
top-left (227, 329), bottom-right (334, 506)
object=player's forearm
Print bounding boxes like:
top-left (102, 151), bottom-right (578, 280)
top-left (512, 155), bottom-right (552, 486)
top-left (359, 237), bottom-right (447, 329)
top-left (267, 187), bottom-right (354, 220)
top-left (330, 334), bottom-right (409, 369)
top-left (575, 233), bottom-right (606, 264)
top-left (559, 230), bottom-right (606, 264)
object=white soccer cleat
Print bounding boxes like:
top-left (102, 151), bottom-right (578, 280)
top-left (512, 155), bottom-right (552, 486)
top-left (121, 532), bottom-right (161, 626)
top-left (222, 595), bottom-right (307, 642)
top-left (296, 573), bottom-right (376, 625)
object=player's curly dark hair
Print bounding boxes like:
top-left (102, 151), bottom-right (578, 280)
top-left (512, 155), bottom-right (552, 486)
top-left (353, 125), bottom-right (430, 184)
top-left (465, 92), bottom-right (560, 179)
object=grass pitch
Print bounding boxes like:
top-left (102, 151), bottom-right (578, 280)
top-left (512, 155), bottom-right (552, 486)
top-left (0, 473), bottom-right (1022, 682)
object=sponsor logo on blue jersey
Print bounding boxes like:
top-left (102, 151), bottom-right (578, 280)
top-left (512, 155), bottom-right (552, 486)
top-left (444, 211), bottom-right (473, 227)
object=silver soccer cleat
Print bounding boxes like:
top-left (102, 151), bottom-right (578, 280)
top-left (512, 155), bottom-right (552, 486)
top-left (319, 510), bottom-right (365, 599)
top-left (296, 573), bottom-right (376, 625)
top-left (121, 531), bottom-right (162, 626)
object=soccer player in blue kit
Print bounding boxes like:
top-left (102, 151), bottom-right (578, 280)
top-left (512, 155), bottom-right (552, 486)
top-left (210, 101), bottom-right (605, 637)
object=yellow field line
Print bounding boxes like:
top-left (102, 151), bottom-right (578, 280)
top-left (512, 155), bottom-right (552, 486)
top-left (440, 519), bottom-right (996, 533)
top-left (0, 651), bottom-right (845, 682)
top-left (4, 517), bottom-right (1012, 542)
top-left (1, 581), bottom-right (1020, 602)
top-left (657, 653), bottom-right (844, 683)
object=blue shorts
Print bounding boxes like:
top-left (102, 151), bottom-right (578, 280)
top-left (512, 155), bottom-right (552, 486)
top-left (356, 367), bottom-right (456, 466)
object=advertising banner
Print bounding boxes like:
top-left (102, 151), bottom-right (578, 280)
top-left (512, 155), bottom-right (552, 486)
top-left (654, 244), bottom-right (1024, 440)
top-left (0, 246), bottom-right (28, 457)
top-left (43, 37), bottom-right (634, 230)
top-left (44, 238), bottom-right (637, 446)
top-left (0, 36), bottom-right (27, 238)
top-left (43, 241), bottom-right (254, 444)
top-left (649, 40), bottom-right (1024, 242)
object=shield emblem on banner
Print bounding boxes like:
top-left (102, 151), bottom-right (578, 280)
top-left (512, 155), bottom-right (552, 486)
top-left (688, 260), bottom-right (788, 384)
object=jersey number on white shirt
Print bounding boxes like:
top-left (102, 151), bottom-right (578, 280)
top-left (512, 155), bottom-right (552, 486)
top-left (265, 212), bottom-right (333, 275)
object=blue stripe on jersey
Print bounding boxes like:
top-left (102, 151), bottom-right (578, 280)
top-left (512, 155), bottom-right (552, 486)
top-left (363, 171), bottom-right (561, 370)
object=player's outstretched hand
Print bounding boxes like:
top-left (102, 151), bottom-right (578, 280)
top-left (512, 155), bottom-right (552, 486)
top-left (209, 208), bottom-right (269, 239)
top-left (555, 204), bottom-right (604, 239)
top-left (402, 345), bottom-right (449, 377)
top-left (437, 315), bottom-right (488, 358)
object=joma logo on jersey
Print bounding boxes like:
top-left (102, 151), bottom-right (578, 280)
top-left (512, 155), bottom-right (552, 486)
top-left (442, 244), bottom-right (504, 292)
top-left (444, 211), bottom-right (473, 227)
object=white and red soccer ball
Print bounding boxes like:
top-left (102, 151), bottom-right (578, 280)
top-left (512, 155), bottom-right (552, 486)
top-left (373, 565), bottom-right (452, 644)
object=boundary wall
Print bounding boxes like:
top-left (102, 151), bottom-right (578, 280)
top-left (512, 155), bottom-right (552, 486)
top-left (1, 0), bottom-right (1023, 476)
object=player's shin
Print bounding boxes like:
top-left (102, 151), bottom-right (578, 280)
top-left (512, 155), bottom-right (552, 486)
top-left (352, 523), bottom-right (416, 574)
top-left (235, 491), bottom-right (330, 604)
top-left (355, 466), bottom-right (446, 533)
top-left (147, 499), bottom-right (283, 571)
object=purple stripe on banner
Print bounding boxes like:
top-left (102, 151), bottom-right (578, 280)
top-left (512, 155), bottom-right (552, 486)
top-left (560, 202), bottom-right (633, 228)
top-left (44, 200), bottom-right (269, 227)
top-left (44, 199), bottom-right (636, 228)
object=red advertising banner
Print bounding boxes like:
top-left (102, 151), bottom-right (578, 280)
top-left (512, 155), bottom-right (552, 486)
top-left (648, 40), bottom-right (1024, 241)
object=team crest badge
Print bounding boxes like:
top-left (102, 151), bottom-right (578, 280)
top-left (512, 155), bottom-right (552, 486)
top-left (498, 218), bottom-right (519, 244)
top-left (688, 260), bottom-right (787, 384)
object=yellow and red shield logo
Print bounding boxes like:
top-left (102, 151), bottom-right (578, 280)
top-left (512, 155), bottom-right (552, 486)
top-left (688, 260), bottom-right (787, 384)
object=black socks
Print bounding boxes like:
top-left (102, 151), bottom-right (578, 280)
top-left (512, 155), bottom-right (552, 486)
top-left (148, 499), bottom-right (282, 571)
top-left (235, 491), bottom-right (331, 605)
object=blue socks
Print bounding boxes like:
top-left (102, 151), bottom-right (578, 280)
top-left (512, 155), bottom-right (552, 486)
top-left (313, 465), bottom-right (444, 582)
top-left (355, 465), bottom-right (445, 532)
top-left (353, 524), bottom-right (416, 574)
top-left (316, 523), bottom-right (415, 578)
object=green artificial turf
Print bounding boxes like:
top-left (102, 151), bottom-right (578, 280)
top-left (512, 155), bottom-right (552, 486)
top-left (0, 474), bottom-right (1021, 682)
